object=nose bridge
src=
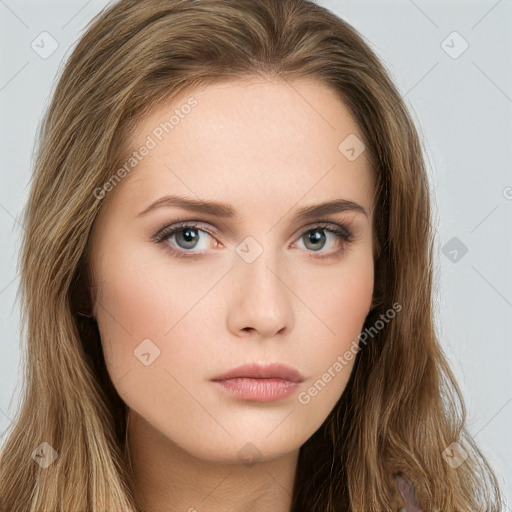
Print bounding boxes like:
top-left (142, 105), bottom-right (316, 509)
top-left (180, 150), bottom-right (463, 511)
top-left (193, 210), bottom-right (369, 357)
top-left (228, 235), bottom-right (294, 336)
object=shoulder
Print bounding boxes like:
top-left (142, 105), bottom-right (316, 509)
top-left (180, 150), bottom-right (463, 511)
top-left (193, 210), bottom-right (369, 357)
top-left (395, 473), bottom-right (424, 512)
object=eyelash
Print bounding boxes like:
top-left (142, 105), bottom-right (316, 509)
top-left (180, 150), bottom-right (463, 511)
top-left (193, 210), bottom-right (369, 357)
top-left (151, 218), bottom-right (355, 259)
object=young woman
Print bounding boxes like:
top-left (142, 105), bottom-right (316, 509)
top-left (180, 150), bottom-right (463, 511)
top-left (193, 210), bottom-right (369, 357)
top-left (0, 0), bottom-right (503, 510)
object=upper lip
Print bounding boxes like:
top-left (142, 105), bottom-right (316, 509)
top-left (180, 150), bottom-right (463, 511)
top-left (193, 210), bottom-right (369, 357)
top-left (211, 362), bottom-right (305, 383)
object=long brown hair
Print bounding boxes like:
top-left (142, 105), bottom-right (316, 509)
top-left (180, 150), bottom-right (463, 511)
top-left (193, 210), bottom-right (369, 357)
top-left (0, 0), bottom-right (503, 510)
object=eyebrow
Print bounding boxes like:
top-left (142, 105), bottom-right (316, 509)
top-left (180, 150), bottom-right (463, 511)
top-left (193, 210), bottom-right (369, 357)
top-left (136, 194), bottom-right (369, 222)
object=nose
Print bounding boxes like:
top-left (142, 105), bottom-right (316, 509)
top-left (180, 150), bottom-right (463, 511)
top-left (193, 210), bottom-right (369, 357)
top-left (226, 245), bottom-right (295, 339)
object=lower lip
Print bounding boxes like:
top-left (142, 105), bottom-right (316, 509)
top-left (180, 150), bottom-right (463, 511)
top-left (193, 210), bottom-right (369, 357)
top-left (213, 378), bottom-right (300, 401)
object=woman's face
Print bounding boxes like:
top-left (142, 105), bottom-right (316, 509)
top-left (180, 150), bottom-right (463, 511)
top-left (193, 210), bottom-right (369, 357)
top-left (88, 77), bottom-right (375, 464)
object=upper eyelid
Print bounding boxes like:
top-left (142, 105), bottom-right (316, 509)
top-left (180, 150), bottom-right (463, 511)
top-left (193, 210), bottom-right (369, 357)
top-left (156, 219), bottom-right (350, 235)
top-left (151, 206), bottom-right (361, 235)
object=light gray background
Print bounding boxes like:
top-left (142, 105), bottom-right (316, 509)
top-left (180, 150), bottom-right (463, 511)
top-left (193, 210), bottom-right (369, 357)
top-left (1, 0), bottom-right (511, 507)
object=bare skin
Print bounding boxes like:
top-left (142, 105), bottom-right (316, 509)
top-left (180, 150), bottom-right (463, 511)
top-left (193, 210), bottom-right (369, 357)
top-left (88, 76), bottom-right (375, 512)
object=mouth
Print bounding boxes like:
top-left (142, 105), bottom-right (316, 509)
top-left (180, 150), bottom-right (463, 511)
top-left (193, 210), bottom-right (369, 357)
top-left (210, 362), bottom-right (305, 402)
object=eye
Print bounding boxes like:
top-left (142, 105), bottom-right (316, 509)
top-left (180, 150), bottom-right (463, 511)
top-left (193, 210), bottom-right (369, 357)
top-left (152, 220), bottom-right (354, 258)
top-left (294, 222), bottom-right (354, 257)
top-left (152, 221), bottom-right (215, 257)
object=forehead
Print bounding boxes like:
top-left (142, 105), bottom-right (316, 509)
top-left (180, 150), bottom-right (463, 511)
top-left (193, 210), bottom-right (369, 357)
top-left (104, 78), bottom-right (374, 221)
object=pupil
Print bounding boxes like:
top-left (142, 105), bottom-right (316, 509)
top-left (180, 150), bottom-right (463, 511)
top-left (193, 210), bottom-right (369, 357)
top-left (178, 228), bottom-right (198, 248)
top-left (307, 230), bottom-right (325, 251)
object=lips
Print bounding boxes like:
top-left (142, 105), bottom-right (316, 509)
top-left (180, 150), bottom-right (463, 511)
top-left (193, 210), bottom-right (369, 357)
top-left (211, 362), bottom-right (305, 383)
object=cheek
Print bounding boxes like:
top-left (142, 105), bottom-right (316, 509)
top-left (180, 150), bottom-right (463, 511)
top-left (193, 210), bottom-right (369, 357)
top-left (295, 254), bottom-right (373, 412)
top-left (325, 257), bottom-right (374, 341)
top-left (92, 247), bottom-right (177, 381)
top-left (304, 250), bottom-right (373, 348)
top-left (93, 243), bottom-right (222, 394)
